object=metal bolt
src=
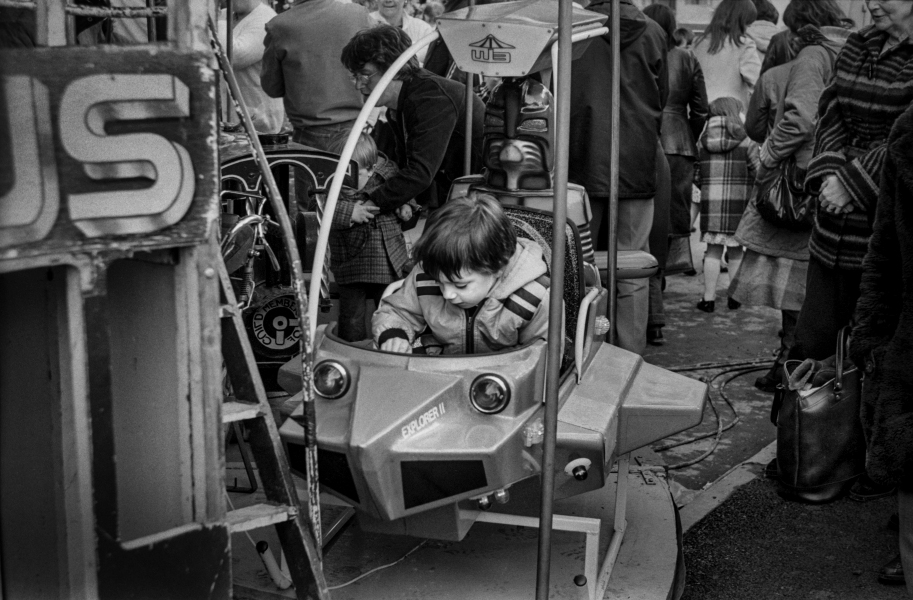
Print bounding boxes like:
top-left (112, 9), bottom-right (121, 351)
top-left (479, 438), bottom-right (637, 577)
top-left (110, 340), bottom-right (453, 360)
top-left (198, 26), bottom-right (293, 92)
top-left (477, 496), bottom-right (492, 511)
top-left (204, 268), bottom-right (216, 279)
top-left (494, 488), bottom-right (510, 504)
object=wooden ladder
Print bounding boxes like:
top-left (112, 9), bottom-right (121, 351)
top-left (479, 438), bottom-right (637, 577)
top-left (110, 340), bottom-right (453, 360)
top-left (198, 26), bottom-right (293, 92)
top-left (217, 252), bottom-right (329, 600)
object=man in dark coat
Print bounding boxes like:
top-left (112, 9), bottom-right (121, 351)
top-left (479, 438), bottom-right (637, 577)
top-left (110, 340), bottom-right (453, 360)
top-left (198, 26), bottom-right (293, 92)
top-left (850, 102), bottom-right (913, 595)
top-left (568, 0), bottom-right (668, 354)
top-left (341, 25), bottom-right (485, 212)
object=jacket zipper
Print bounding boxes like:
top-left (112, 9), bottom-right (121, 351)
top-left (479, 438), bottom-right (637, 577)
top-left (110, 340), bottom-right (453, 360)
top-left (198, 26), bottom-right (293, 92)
top-left (465, 306), bottom-right (478, 354)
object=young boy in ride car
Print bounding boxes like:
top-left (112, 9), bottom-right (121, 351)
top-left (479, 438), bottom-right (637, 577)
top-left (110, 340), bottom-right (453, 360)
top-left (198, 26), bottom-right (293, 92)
top-left (372, 192), bottom-right (552, 355)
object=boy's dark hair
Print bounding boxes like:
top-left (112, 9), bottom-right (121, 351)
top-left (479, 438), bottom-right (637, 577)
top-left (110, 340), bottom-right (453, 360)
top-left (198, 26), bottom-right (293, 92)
top-left (709, 96), bottom-right (744, 120)
top-left (341, 25), bottom-right (420, 80)
top-left (413, 192), bottom-right (517, 282)
top-left (673, 27), bottom-right (694, 48)
top-left (750, 0), bottom-right (778, 24)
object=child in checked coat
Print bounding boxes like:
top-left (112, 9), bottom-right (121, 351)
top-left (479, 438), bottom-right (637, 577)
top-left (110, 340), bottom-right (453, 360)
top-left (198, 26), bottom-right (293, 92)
top-left (696, 96), bottom-right (759, 312)
top-left (327, 131), bottom-right (416, 342)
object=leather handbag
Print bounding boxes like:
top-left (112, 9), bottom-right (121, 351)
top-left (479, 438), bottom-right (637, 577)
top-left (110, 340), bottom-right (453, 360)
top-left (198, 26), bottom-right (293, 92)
top-left (756, 157), bottom-right (815, 231)
top-left (775, 327), bottom-right (866, 504)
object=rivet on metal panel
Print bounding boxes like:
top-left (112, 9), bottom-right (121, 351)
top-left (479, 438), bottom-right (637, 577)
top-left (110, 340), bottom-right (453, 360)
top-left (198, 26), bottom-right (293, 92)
top-left (204, 267), bottom-right (216, 278)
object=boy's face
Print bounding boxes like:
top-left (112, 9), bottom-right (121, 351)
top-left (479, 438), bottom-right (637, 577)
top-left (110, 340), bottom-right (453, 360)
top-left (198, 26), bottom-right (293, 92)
top-left (438, 270), bottom-right (500, 309)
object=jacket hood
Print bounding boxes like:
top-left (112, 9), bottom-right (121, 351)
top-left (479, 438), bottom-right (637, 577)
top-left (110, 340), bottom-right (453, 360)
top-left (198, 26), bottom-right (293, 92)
top-left (797, 24), bottom-right (851, 56)
top-left (746, 20), bottom-right (781, 53)
top-left (490, 238), bottom-right (548, 300)
top-left (700, 115), bottom-right (748, 153)
top-left (586, 0), bottom-right (647, 49)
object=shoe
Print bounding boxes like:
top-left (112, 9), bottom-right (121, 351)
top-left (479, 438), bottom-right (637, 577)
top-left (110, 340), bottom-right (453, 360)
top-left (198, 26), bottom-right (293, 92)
top-left (849, 475), bottom-right (896, 502)
top-left (764, 457), bottom-right (779, 480)
top-left (696, 299), bottom-right (715, 313)
top-left (728, 297), bottom-right (741, 310)
top-left (878, 554), bottom-right (905, 585)
top-left (647, 328), bottom-right (665, 346)
top-left (754, 363), bottom-right (783, 393)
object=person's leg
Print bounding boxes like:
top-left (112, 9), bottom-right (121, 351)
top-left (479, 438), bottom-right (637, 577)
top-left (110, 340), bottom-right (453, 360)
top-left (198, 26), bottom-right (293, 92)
top-left (899, 486), bottom-right (913, 595)
top-left (648, 268), bottom-right (665, 344)
top-left (614, 198), bottom-right (653, 355)
top-left (702, 244), bottom-right (723, 303)
top-left (788, 257), bottom-right (842, 361)
top-left (726, 245), bottom-right (743, 282)
top-left (336, 283), bottom-right (368, 342)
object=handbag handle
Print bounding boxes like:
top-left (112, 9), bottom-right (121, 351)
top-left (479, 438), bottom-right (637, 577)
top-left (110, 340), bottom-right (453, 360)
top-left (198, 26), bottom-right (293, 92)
top-left (834, 325), bottom-right (852, 397)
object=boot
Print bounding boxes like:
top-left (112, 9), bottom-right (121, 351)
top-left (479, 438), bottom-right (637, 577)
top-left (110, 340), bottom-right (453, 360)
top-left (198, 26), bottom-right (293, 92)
top-left (754, 361), bottom-right (783, 393)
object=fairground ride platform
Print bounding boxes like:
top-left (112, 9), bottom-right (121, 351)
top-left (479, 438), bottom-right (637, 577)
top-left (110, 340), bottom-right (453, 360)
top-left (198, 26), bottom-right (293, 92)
top-left (229, 447), bottom-right (681, 600)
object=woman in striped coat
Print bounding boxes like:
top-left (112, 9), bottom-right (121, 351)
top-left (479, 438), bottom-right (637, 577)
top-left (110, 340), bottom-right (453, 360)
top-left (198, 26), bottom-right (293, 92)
top-left (789, 1), bottom-right (913, 363)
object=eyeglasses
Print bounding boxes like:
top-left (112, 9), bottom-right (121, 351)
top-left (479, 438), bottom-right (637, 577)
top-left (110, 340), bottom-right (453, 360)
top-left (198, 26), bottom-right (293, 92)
top-left (350, 69), bottom-right (380, 84)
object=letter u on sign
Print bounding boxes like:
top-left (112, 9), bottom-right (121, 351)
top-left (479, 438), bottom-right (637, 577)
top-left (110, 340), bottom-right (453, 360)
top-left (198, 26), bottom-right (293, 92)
top-left (59, 74), bottom-right (195, 237)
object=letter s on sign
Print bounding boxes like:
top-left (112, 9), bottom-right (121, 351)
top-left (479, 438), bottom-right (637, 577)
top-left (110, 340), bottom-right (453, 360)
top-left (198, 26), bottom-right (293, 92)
top-left (59, 74), bottom-right (195, 238)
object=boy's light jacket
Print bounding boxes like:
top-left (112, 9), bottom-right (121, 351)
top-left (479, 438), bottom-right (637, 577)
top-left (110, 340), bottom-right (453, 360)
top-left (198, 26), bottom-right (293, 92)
top-left (372, 239), bottom-right (552, 355)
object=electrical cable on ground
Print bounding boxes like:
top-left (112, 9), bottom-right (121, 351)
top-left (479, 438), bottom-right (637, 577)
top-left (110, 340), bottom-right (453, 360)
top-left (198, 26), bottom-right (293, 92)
top-left (657, 363), bottom-right (769, 470)
top-left (225, 492), bottom-right (428, 591)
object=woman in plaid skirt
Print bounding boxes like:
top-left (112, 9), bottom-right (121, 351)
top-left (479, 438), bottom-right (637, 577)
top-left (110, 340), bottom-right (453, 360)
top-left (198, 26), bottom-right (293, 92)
top-left (696, 97), bottom-right (758, 312)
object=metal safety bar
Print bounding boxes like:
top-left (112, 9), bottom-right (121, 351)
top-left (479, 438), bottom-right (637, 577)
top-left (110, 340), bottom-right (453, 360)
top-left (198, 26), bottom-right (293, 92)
top-left (468, 454), bottom-right (630, 600)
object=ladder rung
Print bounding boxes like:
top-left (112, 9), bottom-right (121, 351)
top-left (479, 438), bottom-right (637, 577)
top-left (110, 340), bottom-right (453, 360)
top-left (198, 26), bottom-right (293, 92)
top-left (223, 400), bottom-right (262, 423)
top-left (227, 503), bottom-right (298, 533)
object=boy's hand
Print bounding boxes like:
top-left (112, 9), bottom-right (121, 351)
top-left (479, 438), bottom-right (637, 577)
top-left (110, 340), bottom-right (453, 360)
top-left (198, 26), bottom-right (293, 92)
top-left (350, 203), bottom-right (379, 225)
top-left (395, 203), bottom-right (413, 222)
top-left (820, 175), bottom-right (854, 214)
top-left (380, 338), bottom-right (412, 354)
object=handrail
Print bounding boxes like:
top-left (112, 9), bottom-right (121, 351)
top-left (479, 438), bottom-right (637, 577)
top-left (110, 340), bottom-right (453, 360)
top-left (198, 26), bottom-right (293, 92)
top-left (306, 30), bottom-right (441, 341)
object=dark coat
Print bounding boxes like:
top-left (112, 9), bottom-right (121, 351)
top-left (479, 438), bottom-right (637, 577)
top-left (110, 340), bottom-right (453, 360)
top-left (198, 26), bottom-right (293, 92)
top-left (849, 103), bottom-right (913, 489)
top-left (660, 47), bottom-right (707, 158)
top-left (369, 69), bottom-right (484, 211)
top-left (568, 0), bottom-right (668, 200)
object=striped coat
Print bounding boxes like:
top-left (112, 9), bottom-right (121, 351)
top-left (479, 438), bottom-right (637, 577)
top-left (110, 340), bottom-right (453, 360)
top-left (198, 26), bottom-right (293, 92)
top-left (372, 239), bottom-right (551, 355)
top-left (806, 26), bottom-right (913, 271)
top-left (698, 115), bottom-right (759, 236)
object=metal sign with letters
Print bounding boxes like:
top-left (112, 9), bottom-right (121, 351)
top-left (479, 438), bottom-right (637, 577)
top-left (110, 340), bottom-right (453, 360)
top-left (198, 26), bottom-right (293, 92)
top-left (0, 47), bottom-right (218, 260)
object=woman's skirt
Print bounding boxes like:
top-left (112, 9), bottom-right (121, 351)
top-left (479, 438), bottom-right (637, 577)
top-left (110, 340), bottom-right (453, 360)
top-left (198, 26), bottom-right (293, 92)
top-left (728, 249), bottom-right (808, 312)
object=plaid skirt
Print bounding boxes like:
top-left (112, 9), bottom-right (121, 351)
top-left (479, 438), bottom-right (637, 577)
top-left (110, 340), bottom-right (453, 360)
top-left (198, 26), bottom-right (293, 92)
top-left (728, 249), bottom-right (808, 312)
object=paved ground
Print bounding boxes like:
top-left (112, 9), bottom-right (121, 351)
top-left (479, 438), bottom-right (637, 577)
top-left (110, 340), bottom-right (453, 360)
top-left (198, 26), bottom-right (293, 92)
top-left (645, 234), bottom-right (907, 599)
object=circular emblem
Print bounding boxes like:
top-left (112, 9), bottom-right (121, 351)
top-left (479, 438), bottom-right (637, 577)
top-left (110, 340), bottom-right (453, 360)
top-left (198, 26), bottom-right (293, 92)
top-left (250, 295), bottom-right (301, 351)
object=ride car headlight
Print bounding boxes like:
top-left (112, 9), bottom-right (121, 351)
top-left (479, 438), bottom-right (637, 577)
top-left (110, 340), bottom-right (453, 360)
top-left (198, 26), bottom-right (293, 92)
top-left (313, 360), bottom-right (349, 399)
top-left (470, 374), bottom-right (511, 414)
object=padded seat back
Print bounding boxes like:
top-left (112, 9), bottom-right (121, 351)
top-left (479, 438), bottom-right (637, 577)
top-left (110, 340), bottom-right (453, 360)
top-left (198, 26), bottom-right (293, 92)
top-left (501, 206), bottom-right (584, 358)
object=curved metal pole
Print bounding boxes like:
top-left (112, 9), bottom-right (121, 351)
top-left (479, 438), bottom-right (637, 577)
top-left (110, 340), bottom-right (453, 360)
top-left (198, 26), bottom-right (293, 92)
top-left (535, 0), bottom-right (572, 597)
top-left (607, 0), bottom-right (620, 345)
top-left (209, 16), bottom-right (326, 574)
top-left (307, 30), bottom-right (440, 340)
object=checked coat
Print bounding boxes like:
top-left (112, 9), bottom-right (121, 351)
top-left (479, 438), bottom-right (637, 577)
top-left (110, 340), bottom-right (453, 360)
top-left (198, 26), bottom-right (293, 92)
top-left (698, 114), bottom-right (759, 236)
top-left (329, 153), bottom-right (411, 286)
